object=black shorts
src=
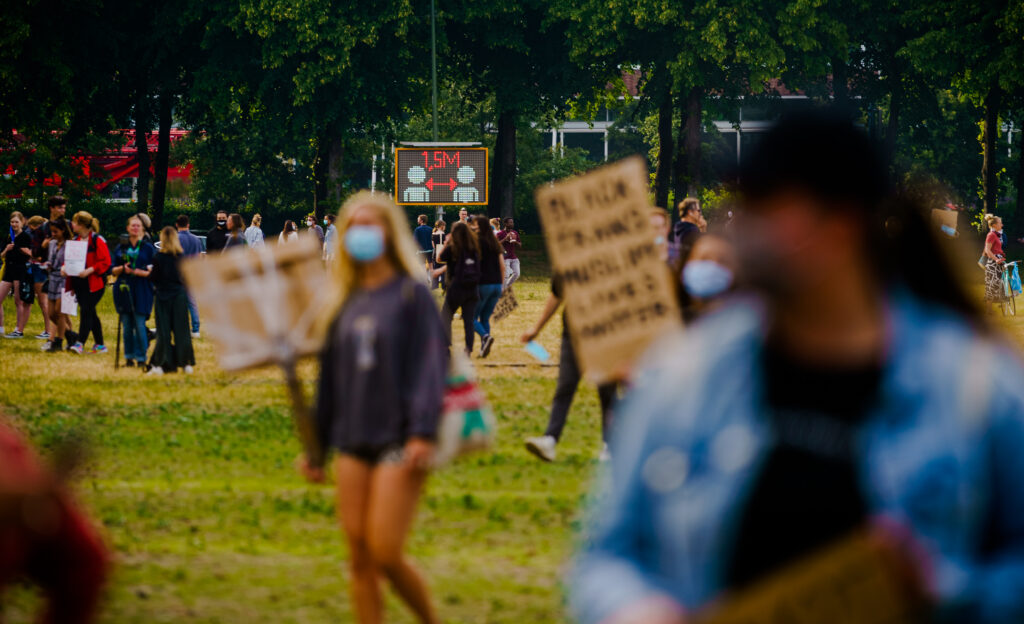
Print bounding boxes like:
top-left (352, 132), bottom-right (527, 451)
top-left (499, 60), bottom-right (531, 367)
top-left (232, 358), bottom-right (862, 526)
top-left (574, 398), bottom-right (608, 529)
top-left (339, 444), bottom-right (405, 466)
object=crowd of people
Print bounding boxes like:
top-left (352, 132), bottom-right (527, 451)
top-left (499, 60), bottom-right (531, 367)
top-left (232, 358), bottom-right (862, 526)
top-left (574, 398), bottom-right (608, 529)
top-left (4, 112), bottom-right (1024, 623)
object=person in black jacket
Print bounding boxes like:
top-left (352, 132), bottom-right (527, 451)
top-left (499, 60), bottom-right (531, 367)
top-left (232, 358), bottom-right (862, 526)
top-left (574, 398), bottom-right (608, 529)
top-left (147, 227), bottom-right (195, 375)
top-left (205, 210), bottom-right (229, 252)
top-left (433, 221), bottom-right (481, 356)
top-left (301, 191), bottom-right (446, 624)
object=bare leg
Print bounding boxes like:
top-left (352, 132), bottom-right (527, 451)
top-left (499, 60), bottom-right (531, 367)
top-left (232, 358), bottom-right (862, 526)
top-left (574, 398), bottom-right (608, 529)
top-left (14, 281), bottom-right (30, 331)
top-left (0, 281), bottom-right (9, 328)
top-left (366, 462), bottom-right (438, 624)
top-left (335, 456), bottom-right (383, 624)
top-left (34, 282), bottom-right (49, 334)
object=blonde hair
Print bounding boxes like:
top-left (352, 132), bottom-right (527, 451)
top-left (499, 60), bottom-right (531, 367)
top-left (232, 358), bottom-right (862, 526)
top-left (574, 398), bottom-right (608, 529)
top-left (985, 213), bottom-right (1001, 229)
top-left (72, 211), bottom-right (99, 234)
top-left (26, 215), bottom-right (45, 228)
top-left (251, 214), bottom-right (262, 228)
top-left (9, 211), bottom-right (24, 224)
top-left (320, 191), bottom-right (426, 333)
top-left (678, 197), bottom-right (700, 218)
top-left (159, 226), bottom-right (183, 255)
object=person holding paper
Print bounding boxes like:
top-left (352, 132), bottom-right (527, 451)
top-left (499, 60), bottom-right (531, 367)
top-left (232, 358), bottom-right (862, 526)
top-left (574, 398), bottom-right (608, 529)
top-left (0, 211), bottom-right (33, 338)
top-left (571, 111), bottom-right (1024, 624)
top-left (301, 191), bottom-right (447, 624)
top-left (42, 219), bottom-right (73, 353)
top-left (64, 211), bottom-right (111, 355)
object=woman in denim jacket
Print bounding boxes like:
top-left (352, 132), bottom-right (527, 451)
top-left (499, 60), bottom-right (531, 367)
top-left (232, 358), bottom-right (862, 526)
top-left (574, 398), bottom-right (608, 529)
top-left (572, 112), bottom-right (1024, 624)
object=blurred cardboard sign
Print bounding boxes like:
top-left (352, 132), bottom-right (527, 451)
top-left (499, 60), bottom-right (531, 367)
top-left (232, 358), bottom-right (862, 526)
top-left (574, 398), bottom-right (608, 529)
top-left (697, 531), bottom-right (924, 624)
top-left (535, 157), bottom-right (682, 383)
top-left (931, 209), bottom-right (958, 238)
top-left (491, 286), bottom-right (518, 323)
top-left (181, 235), bottom-right (329, 371)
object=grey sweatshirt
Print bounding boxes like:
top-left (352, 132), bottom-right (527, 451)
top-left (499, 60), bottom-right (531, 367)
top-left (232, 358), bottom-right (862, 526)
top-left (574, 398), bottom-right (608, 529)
top-left (315, 276), bottom-right (448, 454)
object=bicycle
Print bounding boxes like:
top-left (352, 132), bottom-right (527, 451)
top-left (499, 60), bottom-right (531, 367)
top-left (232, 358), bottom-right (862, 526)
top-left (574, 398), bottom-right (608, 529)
top-left (999, 260), bottom-right (1021, 317)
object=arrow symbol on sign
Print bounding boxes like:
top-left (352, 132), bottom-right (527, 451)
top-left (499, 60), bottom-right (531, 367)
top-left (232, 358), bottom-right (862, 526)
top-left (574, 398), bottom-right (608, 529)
top-left (425, 178), bottom-right (457, 191)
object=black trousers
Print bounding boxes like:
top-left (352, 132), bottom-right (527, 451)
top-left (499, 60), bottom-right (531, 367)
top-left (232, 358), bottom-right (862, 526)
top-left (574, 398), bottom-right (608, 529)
top-left (72, 281), bottom-right (105, 347)
top-left (441, 287), bottom-right (478, 353)
top-left (150, 291), bottom-right (195, 371)
top-left (545, 328), bottom-right (618, 443)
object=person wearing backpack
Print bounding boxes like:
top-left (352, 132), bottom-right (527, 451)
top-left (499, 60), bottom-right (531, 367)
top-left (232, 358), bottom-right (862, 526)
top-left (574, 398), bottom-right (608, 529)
top-left (64, 212), bottom-right (111, 354)
top-left (435, 221), bottom-right (481, 357)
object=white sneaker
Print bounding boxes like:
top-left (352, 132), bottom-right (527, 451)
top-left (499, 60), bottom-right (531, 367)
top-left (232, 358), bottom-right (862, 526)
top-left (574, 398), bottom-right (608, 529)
top-left (146, 366), bottom-right (164, 376)
top-left (191, 332), bottom-right (200, 339)
top-left (184, 365), bottom-right (194, 374)
top-left (599, 442), bottom-right (612, 463)
top-left (525, 435), bottom-right (557, 462)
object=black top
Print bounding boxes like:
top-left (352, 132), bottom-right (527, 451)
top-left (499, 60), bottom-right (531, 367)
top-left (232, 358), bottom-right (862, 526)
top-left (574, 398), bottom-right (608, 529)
top-left (149, 253), bottom-right (187, 300)
top-left (439, 246), bottom-right (481, 292)
top-left (414, 225), bottom-right (433, 252)
top-left (4, 231), bottom-right (32, 274)
top-left (673, 220), bottom-right (700, 249)
top-left (206, 226), bottom-right (228, 252)
top-left (478, 243), bottom-right (503, 285)
top-left (724, 342), bottom-right (882, 590)
top-left (315, 277), bottom-right (448, 455)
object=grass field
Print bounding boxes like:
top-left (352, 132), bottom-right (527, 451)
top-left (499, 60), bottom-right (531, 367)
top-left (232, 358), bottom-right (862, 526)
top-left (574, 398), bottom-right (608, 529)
top-left (0, 237), bottom-right (613, 623)
top-left (2, 239), bottom-right (1024, 623)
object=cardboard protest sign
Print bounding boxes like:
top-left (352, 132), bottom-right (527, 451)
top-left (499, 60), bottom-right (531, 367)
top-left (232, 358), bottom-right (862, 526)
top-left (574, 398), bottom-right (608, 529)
top-left (697, 531), bottom-right (924, 624)
top-left (181, 235), bottom-right (328, 371)
top-left (931, 208), bottom-right (958, 238)
top-left (181, 235), bottom-right (330, 465)
top-left (491, 286), bottom-right (518, 323)
top-left (63, 240), bottom-right (88, 276)
top-left (535, 156), bottom-right (681, 383)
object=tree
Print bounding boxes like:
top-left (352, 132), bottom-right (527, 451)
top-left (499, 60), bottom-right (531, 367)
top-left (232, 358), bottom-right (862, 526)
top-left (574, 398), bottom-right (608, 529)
top-left (444, 0), bottom-right (604, 219)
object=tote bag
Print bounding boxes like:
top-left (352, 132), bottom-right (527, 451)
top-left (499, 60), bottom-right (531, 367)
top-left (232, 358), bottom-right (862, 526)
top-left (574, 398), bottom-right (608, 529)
top-left (432, 351), bottom-right (496, 467)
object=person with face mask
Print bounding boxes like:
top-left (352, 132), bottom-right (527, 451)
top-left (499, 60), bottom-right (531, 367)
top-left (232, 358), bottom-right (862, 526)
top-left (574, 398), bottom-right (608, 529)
top-left (571, 111), bottom-right (1024, 624)
top-left (205, 210), bottom-right (229, 252)
top-left (306, 214), bottom-right (325, 244)
top-left (677, 231), bottom-right (738, 323)
top-left (300, 191), bottom-right (447, 624)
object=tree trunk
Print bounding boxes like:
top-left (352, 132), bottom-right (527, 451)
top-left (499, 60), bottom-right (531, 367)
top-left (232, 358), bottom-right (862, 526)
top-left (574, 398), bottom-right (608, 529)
top-left (151, 92), bottom-right (172, 228)
top-left (683, 86), bottom-right (703, 196)
top-left (885, 87), bottom-right (900, 165)
top-left (982, 86), bottom-right (1003, 214)
top-left (489, 110), bottom-right (517, 220)
top-left (832, 56), bottom-right (850, 111)
top-left (134, 91), bottom-right (151, 215)
top-left (313, 135), bottom-right (344, 219)
top-left (653, 89), bottom-right (673, 210)
top-left (672, 94), bottom-right (687, 208)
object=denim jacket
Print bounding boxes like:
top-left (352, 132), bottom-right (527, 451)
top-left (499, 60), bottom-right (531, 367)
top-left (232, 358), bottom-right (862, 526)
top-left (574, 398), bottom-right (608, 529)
top-left (571, 293), bottom-right (1024, 624)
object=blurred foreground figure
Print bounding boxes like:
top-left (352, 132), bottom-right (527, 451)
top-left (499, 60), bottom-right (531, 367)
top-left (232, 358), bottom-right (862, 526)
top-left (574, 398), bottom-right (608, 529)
top-left (571, 111), bottom-right (1024, 624)
top-left (0, 422), bottom-right (109, 623)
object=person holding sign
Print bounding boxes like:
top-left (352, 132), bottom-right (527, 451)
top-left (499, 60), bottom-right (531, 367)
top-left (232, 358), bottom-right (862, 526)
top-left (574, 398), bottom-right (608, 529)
top-left (301, 191), bottom-right (447, 624)
top-left (64, 212), bottom-right (111, 355)
top-left (521, 276), bottom-right (618, 463)
top-left (42, 219), bottom-right (73, 353)
top-left (571, 112), bottom-right (1024, 624)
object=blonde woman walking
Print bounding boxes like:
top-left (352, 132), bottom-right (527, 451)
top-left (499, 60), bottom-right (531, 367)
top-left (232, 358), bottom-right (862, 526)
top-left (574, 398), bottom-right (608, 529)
top-left (301, 191), bottom-right (447, 624)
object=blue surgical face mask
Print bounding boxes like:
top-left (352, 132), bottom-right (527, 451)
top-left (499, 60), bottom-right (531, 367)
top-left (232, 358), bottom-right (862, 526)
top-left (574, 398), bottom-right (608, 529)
top-left (683, 260), bottom-right (733, 299)
top-left (345, 225), bottom-right (385, 263)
